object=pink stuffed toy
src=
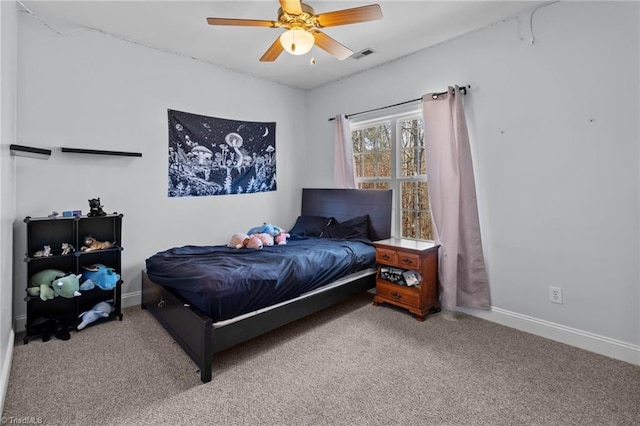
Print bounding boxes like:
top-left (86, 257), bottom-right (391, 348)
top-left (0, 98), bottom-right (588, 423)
top-left (228, 233), bottom-right (263, 249)
top-left (228, 233), bottom-right (249, 249)
top-left (245, 236), bottom-right (263, 249)
top-left (274, 232), bottom-right (290, 245)
top-left (251, 233), bottom-right (274, 246)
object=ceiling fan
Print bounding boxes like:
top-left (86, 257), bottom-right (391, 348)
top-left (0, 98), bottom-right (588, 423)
top-left (206, 0), bottom-right (383, 62)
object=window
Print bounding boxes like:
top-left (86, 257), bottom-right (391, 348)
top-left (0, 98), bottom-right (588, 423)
top-left (351, 108), bottom-right (434, 241)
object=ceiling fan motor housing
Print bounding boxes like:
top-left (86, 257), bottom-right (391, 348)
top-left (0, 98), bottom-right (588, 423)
top-left (277, 3), bottom-right (317, 30)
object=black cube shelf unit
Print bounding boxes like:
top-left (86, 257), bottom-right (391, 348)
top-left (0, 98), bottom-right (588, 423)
top-left (22, 213), bottom-right (124, 343)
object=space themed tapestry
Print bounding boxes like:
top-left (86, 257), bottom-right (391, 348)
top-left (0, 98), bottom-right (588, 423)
top-left (168, 109), bottom-right (276, 197)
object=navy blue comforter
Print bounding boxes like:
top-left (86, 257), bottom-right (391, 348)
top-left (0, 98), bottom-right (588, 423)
top-left (145, 237), bottom-right (376, 322)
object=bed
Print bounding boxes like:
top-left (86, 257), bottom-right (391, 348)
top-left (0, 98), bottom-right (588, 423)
top-left (141, 188), bottom-right (392, 382)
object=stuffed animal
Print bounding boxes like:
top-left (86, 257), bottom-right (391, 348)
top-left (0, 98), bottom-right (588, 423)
top-left (228, 233), bottom-right (249, 249)
top-left (247, 223), bottom-right (291, 244)
top-left (33, 245), bottom-right (52, 258)
top-left (87, 198), bottom-right (107, 217)
top-left (247, 223), bottom-right (274, 236)
top-left (80, 280), bottom-right (95, 291)
top-left (28, 269), bottom-right (66, 301)
top-left (274, 232), bottom-right (290, 245)
top-left (77, 300), bottom-right (115, 330)
top-left (245, 236), bottom-right (263, 249)
top-left (80, 264), bottom-right (120, 291)
top-left (81, 236), bottom-right (114, 252)
top-left (227, 233), bottom-right (263, 249)
top-left (246, 223), bottom-right (285, 237)
top-left (51, 274), bottom-right (82, 298)
top-left (61, 242), bottom-right (75, 255)
top-left (251, 233), bottom-right (274, 246)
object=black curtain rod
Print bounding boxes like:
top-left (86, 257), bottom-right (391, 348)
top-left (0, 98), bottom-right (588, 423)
top-left (328, 85), bottom-right (470, 122)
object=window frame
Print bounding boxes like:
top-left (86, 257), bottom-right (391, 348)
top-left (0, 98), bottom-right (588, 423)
top-left (349, 104), bottom-right (432, 241)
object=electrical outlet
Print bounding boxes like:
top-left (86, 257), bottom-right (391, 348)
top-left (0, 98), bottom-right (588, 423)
top-left (549, 286), bottom-right (563, 304)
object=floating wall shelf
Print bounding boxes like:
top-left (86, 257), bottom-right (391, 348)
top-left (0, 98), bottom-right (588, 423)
top-left (10, 144), bottom-right (52, 160)
top-left (61, 147), bottom-right (142, 157)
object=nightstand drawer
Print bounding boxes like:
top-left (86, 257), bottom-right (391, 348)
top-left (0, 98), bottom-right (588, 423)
top-left (396, 251), bottom-right (421, 269)
top-left (376, 248), bottom-right (397, 264)
top-left (376, 282), bottom-right (420, 307)
top-left (376, 248), bottom-right (421, 269)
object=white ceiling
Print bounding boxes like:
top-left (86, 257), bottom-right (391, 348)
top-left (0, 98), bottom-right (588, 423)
top-left (19, 1), bottom-right (546, 90)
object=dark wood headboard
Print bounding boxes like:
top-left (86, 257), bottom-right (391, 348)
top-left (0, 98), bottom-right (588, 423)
top-left (301, 188), bottom-right (392, 241)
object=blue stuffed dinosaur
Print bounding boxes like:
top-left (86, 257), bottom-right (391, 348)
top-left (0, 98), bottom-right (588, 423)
top-left (77, 300), bottom-right (115, 330)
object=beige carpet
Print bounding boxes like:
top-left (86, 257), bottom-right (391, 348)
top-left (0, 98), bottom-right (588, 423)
top-left (3, 292), bottom-right (639, 425)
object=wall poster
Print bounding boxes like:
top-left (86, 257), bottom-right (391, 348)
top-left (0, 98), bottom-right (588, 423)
top-left (168, 109), bottom-right (276, 197)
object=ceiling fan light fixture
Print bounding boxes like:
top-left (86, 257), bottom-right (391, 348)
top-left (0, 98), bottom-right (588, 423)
top-left (280, 28), bottom-right (314, 55)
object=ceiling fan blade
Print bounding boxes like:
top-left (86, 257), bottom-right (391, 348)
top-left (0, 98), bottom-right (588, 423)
top-left (315, 4), bottom-right (383, 28)
top-left (311, 31), bottom-right (353, 61)
top-left (260, 37), bottom-right (285, 62)
top-left (207, 17), bottom-right (276, 27)
top-left (279, 0), bottom-right (302, 15)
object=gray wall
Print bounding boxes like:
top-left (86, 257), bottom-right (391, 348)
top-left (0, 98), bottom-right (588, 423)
top-left (304, 1), bottom-right (639, 363)
top-left (12, 10), bottom-right (307, 326)
top-left (0, 0), bottom-right (18, 412)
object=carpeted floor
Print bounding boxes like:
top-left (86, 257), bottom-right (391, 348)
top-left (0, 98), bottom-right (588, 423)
top-left (3, 292), bottom-right (639, 425)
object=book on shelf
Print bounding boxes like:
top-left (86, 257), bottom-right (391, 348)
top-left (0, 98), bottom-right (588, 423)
top-left (402, 269), bottom-right (422, 287)
top-left (380, 266), bottom-right (407, 285)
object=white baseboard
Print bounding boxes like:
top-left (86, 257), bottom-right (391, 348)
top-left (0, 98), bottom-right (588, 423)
top-left (457, 306), bottom-right (640, 366)
top-left (121, 290), bottom-right (141, 309)
top-left (1, 329), bottom-right (15, 414)
top-left (14, 291), bottom-right (142, 332)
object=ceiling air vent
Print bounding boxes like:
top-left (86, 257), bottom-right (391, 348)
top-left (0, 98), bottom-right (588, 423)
top-left (352, 48), bottom-right (376, 59)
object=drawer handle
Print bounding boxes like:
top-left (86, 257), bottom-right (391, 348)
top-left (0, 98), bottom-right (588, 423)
top-left (401, 257), bottom-right (413, 265)
top-left (158, 297), bottom-right (165, 308)
top-left (391, 292), bottom-right (402, 300)
top-left (381, 254), bottom-right (391, 260)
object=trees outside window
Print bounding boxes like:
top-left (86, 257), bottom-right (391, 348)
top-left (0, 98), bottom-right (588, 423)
top-left (351, 111), bottom-right (434, 240)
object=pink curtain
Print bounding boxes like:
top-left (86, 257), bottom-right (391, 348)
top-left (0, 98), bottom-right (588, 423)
top-left (333, 114), bottom-right (356, 189)
top-left (422, 86), bottom-right (490, 310)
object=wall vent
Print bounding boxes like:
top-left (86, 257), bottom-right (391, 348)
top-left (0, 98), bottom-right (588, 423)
top-left (352, 48), bottom-right (376, 59)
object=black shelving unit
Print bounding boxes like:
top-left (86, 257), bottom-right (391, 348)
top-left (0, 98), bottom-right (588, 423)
top-left (23, 213), bottom-right (124, 343)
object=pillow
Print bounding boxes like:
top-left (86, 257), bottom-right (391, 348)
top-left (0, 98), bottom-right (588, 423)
top-left (289, 215), bottom-right (334, 238)
top-left (322, 215), bottom-right (370, 240)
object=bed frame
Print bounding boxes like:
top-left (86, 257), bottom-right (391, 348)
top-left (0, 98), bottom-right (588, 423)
top-left (141, 188), bottom-right (392, 382)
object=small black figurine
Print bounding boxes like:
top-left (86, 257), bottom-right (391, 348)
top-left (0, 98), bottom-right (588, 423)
top-left (87, 198), bottom-right (107, 217)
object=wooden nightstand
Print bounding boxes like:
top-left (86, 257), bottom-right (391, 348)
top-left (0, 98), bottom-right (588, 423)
top-left (372, 238), bottom-right (440, 321)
